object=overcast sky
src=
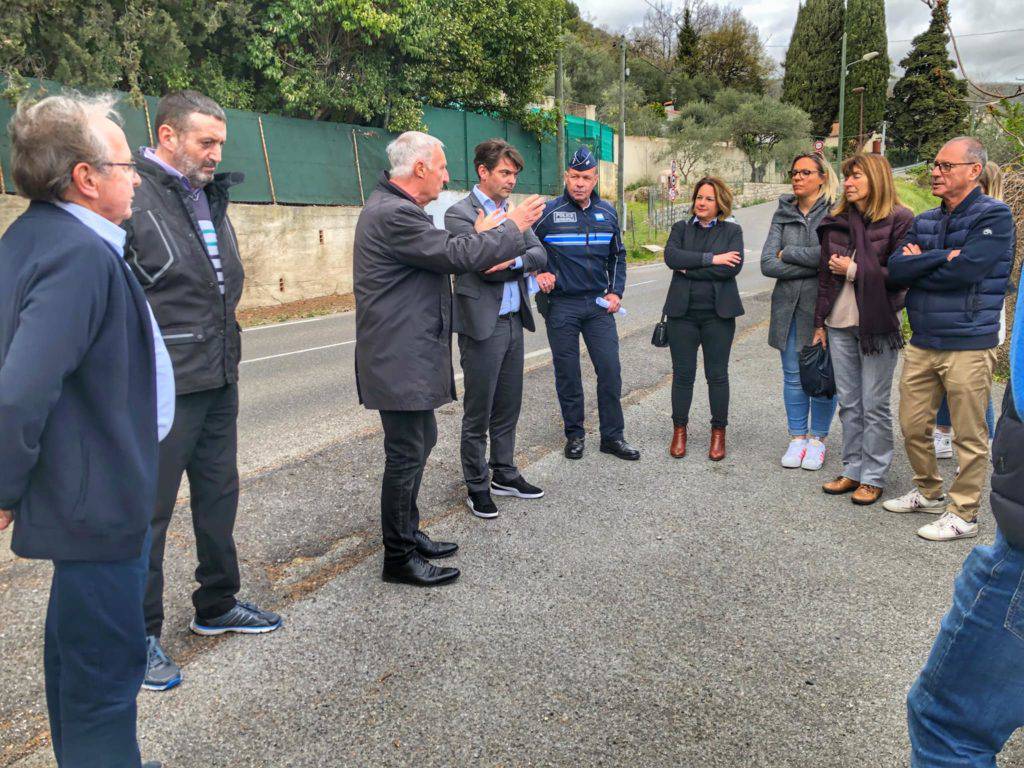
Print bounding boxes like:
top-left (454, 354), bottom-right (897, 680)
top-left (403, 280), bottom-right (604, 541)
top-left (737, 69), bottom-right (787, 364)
top-left (574, 0), bottom-right (1024, 84)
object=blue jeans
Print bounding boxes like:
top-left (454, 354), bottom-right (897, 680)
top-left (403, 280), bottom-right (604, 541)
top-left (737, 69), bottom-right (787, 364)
top-left (45, 530), bottom-right (150, 767)
top-left (907, 529), bottom-right (1024, 766)
top-left (780, 319), bottom-right (837, 438)
top-left (936, 395), bottom-right (996, 439)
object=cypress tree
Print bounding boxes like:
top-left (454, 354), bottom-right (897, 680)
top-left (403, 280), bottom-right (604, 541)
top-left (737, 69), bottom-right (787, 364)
top-left (886, 0), bottom-right (968, 160)
top-left (781, 0), bottom-right (844, 139)
top-left (676, 6), bottom-right (700, 77)
top-left (841, 0), bottom-right (890, 151)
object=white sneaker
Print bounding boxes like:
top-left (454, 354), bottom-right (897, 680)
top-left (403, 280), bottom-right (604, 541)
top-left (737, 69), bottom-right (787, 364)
top-left (933, 431), bottom-right (953, 459)
top-left (917, 512), bottom-right (978, 541)
top-left (801, 439), bottom-right (827, 471)
top-left (781, 438), bottom-right (808, 468)
top-left (882, 489), bottom-right (947, 514)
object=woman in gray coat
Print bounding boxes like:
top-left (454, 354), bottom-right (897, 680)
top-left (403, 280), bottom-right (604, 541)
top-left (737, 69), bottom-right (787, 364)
top-left (760, 153), bottom-right (838, 471)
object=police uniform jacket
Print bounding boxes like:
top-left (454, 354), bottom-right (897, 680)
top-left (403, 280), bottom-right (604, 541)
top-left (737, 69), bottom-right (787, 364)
top-left (533, 190), bottom-right (627, 299)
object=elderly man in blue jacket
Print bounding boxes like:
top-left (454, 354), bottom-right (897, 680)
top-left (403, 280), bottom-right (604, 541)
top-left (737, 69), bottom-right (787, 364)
top-left (885, 137), bottom-right (1014, 542)
top-left (0, 94), bottom-right (173, 767)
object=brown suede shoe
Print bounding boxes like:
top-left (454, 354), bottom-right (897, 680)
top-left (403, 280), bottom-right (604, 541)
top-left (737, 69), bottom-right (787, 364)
top-left (670, 426), bottom-right (687, 458)
top-left (708, 427), bottom-right (726, 461)
top-left (822, 476), bottom-right (859, 495)
top-left (851, 484), bottom-right (883, 505)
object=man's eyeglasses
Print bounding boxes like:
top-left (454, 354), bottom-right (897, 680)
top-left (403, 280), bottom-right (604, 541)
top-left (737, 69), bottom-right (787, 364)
top-left (928, 161), bottom-right (977, 174)
top-left (788, 169), bottom-right (821, 179)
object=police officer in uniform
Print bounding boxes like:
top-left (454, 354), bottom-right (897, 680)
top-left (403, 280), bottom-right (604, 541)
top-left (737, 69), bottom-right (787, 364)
top-left (533, 147), bottom-right (640, 461)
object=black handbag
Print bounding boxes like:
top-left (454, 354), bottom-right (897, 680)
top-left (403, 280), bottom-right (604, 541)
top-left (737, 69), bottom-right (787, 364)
top-left (651, 313), bottom-right (669, 348)
top-left (799, 342), bottom-right (836, 399)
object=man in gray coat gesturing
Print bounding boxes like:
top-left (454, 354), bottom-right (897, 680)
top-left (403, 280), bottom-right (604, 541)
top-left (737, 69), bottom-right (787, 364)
top-left (354, 132), bottom-right (545, 586)
top-left (446, 139), bottom-right (548, 520)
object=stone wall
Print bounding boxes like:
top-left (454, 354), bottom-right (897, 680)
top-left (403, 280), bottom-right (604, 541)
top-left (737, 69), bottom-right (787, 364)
top-left (734, 183), bottom-right (792, 207)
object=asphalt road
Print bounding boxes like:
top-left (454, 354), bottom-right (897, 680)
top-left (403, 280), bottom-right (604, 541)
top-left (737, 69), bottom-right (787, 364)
top-left (9, 197), bottom-right (1022, 766)
top-left (232, 199), bottom-right (778, 479)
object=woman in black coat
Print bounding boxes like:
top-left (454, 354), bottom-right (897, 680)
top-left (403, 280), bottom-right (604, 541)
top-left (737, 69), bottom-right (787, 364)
top-left (662, 176), bottom-right (744, 461)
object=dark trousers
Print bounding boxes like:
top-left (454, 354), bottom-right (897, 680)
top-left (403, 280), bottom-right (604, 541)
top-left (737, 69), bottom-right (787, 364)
top-left (668, 309), bottom-right (735, 428)
top-left (379, 409), bottom-right (437, 565)
top-left (545, 296), bottom-right (625, 441)
top-left (458, 315), bottom-right (524, 493)
top-left (145, 384), bottom-right (240, 637)
top-left (45, 531), bottom-right (149, 767)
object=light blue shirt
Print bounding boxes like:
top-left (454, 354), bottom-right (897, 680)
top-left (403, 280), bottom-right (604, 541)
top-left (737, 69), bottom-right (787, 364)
top-left (473, 186), bottom-right (523, 316)
top-left (54, 202), bottom-right (176, 441)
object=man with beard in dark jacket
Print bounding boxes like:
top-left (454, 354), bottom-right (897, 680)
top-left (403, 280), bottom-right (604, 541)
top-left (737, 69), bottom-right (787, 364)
top-left (354, 131), bottom-right (544, 586)
top-left (125, 91), bottom-right (280, 693)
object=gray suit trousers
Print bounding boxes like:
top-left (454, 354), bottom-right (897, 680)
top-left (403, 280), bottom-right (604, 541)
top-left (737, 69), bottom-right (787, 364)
top-left (829, 326), bottom-right (899, 488)
top-left (458, 315), bottom-right (525, 493)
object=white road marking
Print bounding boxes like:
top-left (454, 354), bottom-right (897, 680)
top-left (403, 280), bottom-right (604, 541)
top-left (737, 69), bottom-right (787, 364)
top-left (241, 272), bottom-right (669, 365)
top-left (241, 340), bottom-right (355, 365)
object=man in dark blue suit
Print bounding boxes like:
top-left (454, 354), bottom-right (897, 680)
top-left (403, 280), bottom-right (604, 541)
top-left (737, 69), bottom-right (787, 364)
top-left (0, 93), bottom-right (174, 767)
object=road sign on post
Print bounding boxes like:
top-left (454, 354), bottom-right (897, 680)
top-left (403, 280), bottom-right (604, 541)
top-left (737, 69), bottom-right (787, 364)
top-left (668, 159), bottom-right (678, 202)
top-left (813, 139), bottom-right (825, 153)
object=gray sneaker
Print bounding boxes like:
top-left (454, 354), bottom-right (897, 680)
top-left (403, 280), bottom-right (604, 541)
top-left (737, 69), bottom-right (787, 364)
top-left (142, 636), bottom-right (181, 692)
top-left (189, 601), bottom-right (283, 636)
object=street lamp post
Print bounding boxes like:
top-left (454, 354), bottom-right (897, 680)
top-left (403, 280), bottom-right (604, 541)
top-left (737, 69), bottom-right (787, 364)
top-left (835, 7), bottom-right (879, 175)
top-left (852, 86), bottom-right (866, 151)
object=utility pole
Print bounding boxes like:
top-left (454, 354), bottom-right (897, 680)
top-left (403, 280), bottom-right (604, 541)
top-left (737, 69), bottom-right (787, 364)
top-left (556, 46), bottom-right (565, 172)
top-left (836, 25), bottom-right (848, 176)
top-left (618, 36), bottom-right (627, 232)
top-left (853, 86), bottom-right (866, 151)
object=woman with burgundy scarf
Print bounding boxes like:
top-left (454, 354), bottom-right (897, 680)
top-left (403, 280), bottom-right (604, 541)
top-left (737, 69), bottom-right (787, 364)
top-left (813, 153), bottom-right (914, 505)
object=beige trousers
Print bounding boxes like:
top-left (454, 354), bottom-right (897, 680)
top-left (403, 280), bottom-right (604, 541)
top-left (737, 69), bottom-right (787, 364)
top-left (898, 343), bottom-right (996, 521)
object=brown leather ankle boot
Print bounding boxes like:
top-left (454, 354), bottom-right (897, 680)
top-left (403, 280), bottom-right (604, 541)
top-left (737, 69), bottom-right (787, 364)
top-left (669, 425), bottom-right (687, 458)
top-left (709, 427), bottom-right (726, 461)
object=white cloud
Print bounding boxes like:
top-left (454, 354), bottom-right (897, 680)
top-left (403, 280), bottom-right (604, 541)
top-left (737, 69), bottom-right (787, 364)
top-left (573, 0), bottom-right (1024, 84)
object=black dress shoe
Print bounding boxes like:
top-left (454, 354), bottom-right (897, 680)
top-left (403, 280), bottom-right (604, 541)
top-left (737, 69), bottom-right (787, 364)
top-left (564, 436), bottom-right (585, 459)
top-left (382, 553), bottom-right (460, 586)
top-left (414, 529), bottom-right (458, 559)
top-left (600, 438), bottom-right (641, 460)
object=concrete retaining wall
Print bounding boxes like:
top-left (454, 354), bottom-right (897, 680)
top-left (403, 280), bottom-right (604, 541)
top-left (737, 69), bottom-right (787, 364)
top-left (0, 188), bottom-right (550, 311)
top-left (623, 135), bottom-right (787, 188)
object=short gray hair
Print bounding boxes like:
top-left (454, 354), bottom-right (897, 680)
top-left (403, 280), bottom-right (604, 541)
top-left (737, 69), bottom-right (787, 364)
top-left (154, 90), bottom-right (226, 134)
top-left (387, 131), bottom-right (444, 177)
top-left (948, 136), bottom-right (988, 166)
top-left (8, 92), bottom-right (120, 202)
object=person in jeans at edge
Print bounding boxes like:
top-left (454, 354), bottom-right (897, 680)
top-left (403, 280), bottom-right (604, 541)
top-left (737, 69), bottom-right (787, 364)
top-left (815, 153), bottom-right (915, 506)
top-left (884, 137), bottom-right (1015, 541)
top-left (661, 176), bottom-right (745, 461)
top-left (125, 90), bottom-right (281, 694)
top-left (760, 153), bottom-right (839, 471)
top-left (906, 276), bottom-right (1024, 765)
top-left (932, 161), bottom-right (1003, 461)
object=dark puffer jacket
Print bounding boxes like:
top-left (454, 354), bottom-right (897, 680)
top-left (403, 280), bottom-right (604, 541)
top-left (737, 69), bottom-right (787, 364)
top-left (124, 151), bottom-right (245, 394)
top-left (887, 187), bottom-right (1015, 351)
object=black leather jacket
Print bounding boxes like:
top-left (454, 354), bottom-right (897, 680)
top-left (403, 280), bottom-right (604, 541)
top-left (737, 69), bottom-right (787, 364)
top-left (124, 151), bottom-right (245, 395)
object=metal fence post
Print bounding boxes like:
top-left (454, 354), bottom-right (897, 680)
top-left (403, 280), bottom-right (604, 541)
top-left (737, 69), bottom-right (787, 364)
top-left (257, 116), bottom-right (277, 204)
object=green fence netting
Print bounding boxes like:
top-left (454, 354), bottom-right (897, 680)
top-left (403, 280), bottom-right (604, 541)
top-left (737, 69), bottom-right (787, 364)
top-left (1, 79), bottom-right (613, 204)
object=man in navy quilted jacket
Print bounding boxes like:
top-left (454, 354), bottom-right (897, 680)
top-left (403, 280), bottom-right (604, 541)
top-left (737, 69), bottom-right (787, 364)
top-left (885, 137), bottom-right (1015, 541)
